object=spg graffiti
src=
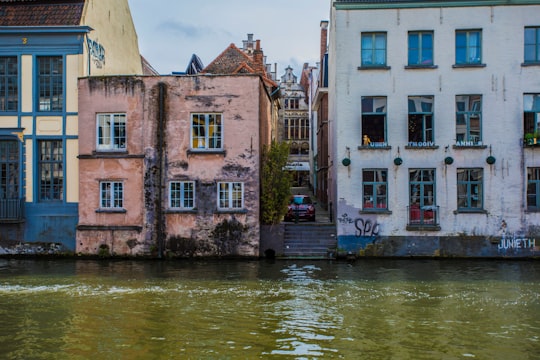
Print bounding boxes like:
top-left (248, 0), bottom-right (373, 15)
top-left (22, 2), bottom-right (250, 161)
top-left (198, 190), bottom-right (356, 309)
top-left (355, 218), bottom-right (380, 237)
top-left (338, 214), bottom-right (380, 238)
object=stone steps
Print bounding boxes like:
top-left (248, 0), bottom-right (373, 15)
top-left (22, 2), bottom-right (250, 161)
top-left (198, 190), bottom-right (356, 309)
top-left (282, 223), bottom-right (337, 259)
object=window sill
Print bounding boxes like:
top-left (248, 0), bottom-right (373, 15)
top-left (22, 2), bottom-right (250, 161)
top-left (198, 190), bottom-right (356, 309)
top-left (360, 209), bottom-right (392, 215)
top-left (405, 144), bottom-right (439, 150)
top-left (188, 149), bottom-right (226, 156)
top-left (357, 66), bottom-right (391, 71)
top-left (358, 144), bottom-right (391, 150)
top-left (83, 152), bottom-right (144, 159)
top-left (406, 224), bottom-right (441, 231)
top-left (452, 63), bottom-right (486, 68)
top-left (525, 208), bottom-right (540, 213)
top-left (521, 62), bottom-right (540, 67)
top-left (404, 65), bottom-right (438, 69)
top-left (453, 144), bottom-right (487, 149)
top-left (165, 209), bottom-right (198, 214)
top-left (216, 209), bottom-right (248, 214)
top-left (96, 208), bottom-right (127, 214)
top-left (453, 209), bottom-right (487, 215)
top-left (77, 224), bottom-right (142, 232)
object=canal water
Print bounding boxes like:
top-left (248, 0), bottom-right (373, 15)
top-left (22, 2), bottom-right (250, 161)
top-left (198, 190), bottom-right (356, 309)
top-left (0, 259), bottom-right (538, 359)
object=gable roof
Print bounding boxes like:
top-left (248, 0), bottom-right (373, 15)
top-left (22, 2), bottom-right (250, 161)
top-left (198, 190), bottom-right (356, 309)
top-left (202, 42), bottom-right (277, 88)
top-left (202, 43), bottom-right (256, 75)
top-left (0, 0), bottom-right (85, 26)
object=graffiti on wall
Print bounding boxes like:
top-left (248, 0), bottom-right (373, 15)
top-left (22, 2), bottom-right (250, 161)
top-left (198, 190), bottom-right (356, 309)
top-left (338, 213), bottom-right (380, 238)
top-left (497, 220), bottom-right (536, 252)
top-left (498, 234), bottom-right (536, 251)
top-left (87, 37), bottom-right (105, 68)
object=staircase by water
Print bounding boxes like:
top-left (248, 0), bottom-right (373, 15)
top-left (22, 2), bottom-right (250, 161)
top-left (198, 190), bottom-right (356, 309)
top-left (281, 223), bottom-right (337, 259)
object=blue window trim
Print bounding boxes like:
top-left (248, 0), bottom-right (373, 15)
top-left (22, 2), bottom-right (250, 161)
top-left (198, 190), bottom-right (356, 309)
top-left (408, 31), bottom-right (434, 67)
top-left (457, 168), bottom-right (484, 211)
top-left (362, 168), bottom-right (388, 211)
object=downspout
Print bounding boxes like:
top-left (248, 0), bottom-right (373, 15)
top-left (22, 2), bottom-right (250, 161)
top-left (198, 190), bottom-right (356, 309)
top-left (157, 82), bottom-right (166, 258)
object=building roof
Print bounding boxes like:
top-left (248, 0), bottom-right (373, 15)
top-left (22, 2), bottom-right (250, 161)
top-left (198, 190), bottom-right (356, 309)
top-left (202, 42), bottom-right (277, 88)
top-left (334, 0), bottom-right (540, 7)
top-left (203, 43), bottom-right (257, 75)
top-left (0, 0), bottom-right (85, 26)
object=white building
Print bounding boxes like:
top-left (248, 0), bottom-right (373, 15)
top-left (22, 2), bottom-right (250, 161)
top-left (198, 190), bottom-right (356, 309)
top-left (328, 0), bottom-right (540, 257)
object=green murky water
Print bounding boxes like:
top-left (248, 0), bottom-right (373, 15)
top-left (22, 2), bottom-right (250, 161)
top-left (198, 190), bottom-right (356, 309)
top-left (0, 259), bottom-right (538, 359)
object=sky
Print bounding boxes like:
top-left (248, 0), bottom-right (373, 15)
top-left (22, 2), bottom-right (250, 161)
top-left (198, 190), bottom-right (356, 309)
top-left (127, 0), bottom-right (331, 77)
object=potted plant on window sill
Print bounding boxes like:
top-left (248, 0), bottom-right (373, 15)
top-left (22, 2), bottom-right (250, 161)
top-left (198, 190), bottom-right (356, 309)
top-left (524, 132), bottom-right (539, 146)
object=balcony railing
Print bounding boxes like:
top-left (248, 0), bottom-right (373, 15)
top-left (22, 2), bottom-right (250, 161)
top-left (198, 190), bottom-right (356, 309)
top-left (0, 198), bottom-right (25, 222)
top-left (407, 204), bottom-right (439, 227)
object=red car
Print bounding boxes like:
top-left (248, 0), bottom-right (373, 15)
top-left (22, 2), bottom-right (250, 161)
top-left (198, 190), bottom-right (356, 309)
top-left (284, 195), bottom-right (316, 222)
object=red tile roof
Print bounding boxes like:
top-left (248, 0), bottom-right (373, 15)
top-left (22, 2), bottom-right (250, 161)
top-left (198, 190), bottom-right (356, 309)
top-left (0, 0), bottom-right (85, 26)
top-left (203, 43), bottom-right (277, 87)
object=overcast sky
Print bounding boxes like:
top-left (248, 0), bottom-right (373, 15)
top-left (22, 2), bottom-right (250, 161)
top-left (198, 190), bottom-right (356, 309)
top-left (127, 0), bottom-right (330, 77)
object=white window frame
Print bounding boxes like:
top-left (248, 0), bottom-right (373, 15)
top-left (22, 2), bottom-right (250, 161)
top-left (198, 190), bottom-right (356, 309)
top-left (100, 181), bottom-right (124, 209)
top-left (191, 113), bottom-right (223, 150)
top-left (218, 182), bottom-right (244, 210)
top-left (96, 113), bottom-right (127, 151)
top-left (169, 181), bottom-right (195, 209)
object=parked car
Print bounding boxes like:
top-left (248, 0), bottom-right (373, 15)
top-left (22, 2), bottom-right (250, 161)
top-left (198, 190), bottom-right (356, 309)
top-left (284, 195), bottom-right (316, 222)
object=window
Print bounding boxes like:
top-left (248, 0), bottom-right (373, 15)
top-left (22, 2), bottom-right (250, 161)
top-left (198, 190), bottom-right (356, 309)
top-left (37, 56), bottom-right (63, 112)
top-left (169, 181), bottom-right (195, 209)
top-left (0, 57), bottom-right (18, 111)
top-left (409, 169), bottom-right (436, 225)
top-left (218, 182), bottom-right (243, 210)
top-left (456, 95), bottom-right (482, 145)
top-left (0, 140), bottom-right (20, 199)
top-left (408, 31), bottom-right (433, 66)
top-left (361, 32), bottom-right (387, 67)
top-left (363, 169), bottom-right (387, 210)
top-left (527, 168), bottom-right (540, 210)
top-left (524, 94), bottom-right (540, 142)
top-left (361, 97), bottom-right (387, 144)
top-left (191, 113), bottom-right (222, 150)
top-left (408, 96), bottom-right (434, 145)
top-left (457, 168), bottom-right (483, 211)
top-left (524, 27), bottom-right (540, 63)
top-left (38, 140), bottom-right (63, 201)
top-left (97, 113), bottom-right (126, 151)
top-left (285, 98), bottom-right (299, 109)
top-left (455, 30), bottom-right (482, 65)
top-left (284, 118), bottom-right (309, 140)
top-left (100, 181), bottom-right (123, 209)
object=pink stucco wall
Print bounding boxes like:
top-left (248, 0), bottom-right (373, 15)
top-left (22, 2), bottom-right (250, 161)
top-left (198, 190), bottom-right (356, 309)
top-left (77, 75), bottom-right (271, 257)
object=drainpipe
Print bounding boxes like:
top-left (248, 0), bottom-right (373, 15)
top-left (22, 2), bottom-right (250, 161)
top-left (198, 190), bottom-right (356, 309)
top-left (156, 82), bottom-right (166, 258)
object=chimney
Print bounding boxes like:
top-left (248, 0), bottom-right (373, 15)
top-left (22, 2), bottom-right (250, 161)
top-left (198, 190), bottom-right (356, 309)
top-left (253, 39), bottom-right (265, 74)
top-left (320, 21), bottom-right (329, 60)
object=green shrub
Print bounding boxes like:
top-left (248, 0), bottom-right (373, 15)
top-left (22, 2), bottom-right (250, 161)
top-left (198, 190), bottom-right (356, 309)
top-left (260, 141), bottom-right (292, 224)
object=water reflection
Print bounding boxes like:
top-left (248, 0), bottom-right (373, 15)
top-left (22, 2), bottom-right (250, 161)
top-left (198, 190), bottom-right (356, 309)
top-left (0, 259), bottom-right (538, 359)
top-left (269, 264), bottom-right (340, 357)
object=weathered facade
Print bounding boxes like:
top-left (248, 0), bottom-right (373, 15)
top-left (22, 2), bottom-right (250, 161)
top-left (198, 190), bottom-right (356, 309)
top-left (328, 0), bottom-right (540, 257)
top-left (77, 74), bottom-right (272, 257)
top-left (0, 0), bottom-right (143, 250)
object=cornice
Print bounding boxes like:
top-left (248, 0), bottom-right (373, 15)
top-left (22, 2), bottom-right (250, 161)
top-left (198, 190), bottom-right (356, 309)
top-left (334, 0), bottom-right (540, 10)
